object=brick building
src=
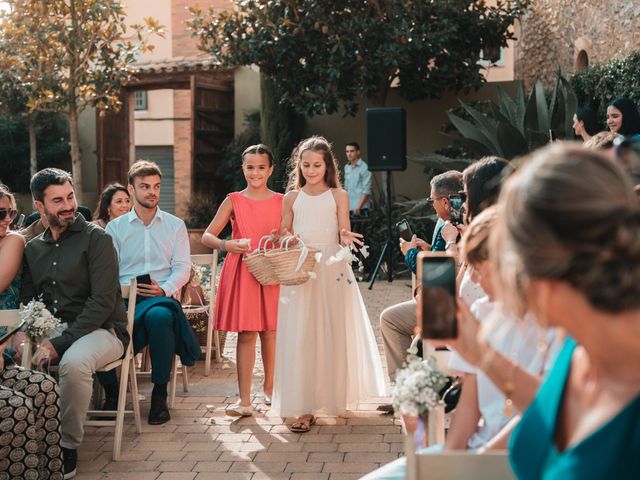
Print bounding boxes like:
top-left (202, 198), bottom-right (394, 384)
top-left (98, 0), bottom-right (243, 218)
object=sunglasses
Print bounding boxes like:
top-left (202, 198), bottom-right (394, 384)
top-left (0, 208), bottom-right (18, 222)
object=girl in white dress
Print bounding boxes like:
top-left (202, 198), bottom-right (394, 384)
top-left (271, 136), bottom-right (386, 432)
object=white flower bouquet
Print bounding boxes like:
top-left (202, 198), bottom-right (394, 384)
top-left (18, 296), bottom-right (62, 344)
top-left (391, 350), bottom-right (448, 416)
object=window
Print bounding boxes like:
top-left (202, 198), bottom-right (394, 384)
top-left (134, 91), bottom-right (148, 111)
top-left (478, 47), bottom-right (505, 68)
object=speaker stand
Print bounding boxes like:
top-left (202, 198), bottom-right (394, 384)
top-left (368, 171), bottom-right (394, 289)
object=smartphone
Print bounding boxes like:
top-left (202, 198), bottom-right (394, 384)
top-left (417, 252), bottom-right (457, 340)
top-left (135, 274), bottom-right (152, 285)
top-left (396, 218), bottom-right (413, 242)
top-left (449, 197), bottom-right (464, 226)
top-left (0, 320), bottom-right (25, 344)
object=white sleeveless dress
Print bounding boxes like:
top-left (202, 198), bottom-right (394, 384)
top-left (272, 189), bottom-right (386, 417)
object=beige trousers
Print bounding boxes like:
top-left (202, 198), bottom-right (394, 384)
top-left (58, 328), bottom-right (123, 449)
top-left (379, 299), bottom-right (417, 381)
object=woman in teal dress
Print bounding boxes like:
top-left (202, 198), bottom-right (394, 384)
top-left (491, 144), bottom-right (640, 479)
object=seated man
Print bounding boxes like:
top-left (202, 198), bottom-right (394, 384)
top-left (105, 160), bottom-right (200, 425)
top-left (380, 170), bottom-right (463, 391)
top-left (19, 168), bottom-right (129, 479)
top-left (364, 207), bottom-right (558, 480)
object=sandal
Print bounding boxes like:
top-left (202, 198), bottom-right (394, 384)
top-left (290, 414), bottom-right (316, 433)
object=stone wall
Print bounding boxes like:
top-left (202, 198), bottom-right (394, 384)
top-left (515, 0), bottom-right (640, 87)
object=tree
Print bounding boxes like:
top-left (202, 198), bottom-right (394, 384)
top-left (188, 0), bottom-right (529, 117)
top-left (0, 0), bottom-right (164, 201)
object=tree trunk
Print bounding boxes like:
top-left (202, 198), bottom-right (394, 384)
top-left (27, 116), bottom-right (37, 177)
top-left (68, 107), bottom-right (83, 203)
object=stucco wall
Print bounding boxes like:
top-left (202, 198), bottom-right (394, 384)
top-left (515, 0), bottom-right (640, 87)
top-left (305, 83), bottom-right (516, 202)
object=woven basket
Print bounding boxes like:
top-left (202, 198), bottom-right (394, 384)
top-left (266, 236), bottom-right (320, 286)
top-left (183, 306), bottom-right (228, 357)
top-left (243, 236), bottom-right (280, 285)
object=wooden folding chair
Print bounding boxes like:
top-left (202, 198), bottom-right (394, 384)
top-left (188, 252), bottom-right (221, 377)
top-left (85, 279), bottom-right (142, 460)
top-left (406, 449), bottom-right (515, 480)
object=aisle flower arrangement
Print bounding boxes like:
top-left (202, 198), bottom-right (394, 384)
top-left (391, 349), bottom-right (448, 416)
top-left (18, 296), bottom-right (61, 345)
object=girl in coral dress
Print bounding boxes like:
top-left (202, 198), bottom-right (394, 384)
top-left (202, 144), bottom-right (283, 416)
top-left (271, 136), bottom-right (386, 432)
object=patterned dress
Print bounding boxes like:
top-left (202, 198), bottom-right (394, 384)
top-left (0, 274), bottom-right (63, 480)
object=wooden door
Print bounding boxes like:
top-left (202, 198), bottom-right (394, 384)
top-left (98, 92), bottom-right (130, 189)
top-left (192, 78), bottom-right (234, 196)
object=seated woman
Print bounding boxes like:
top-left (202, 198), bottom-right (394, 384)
top-left (362, 207), bottom-right (558, 480)
top-left (0, 183), bottom-right (64, 479)
top-left (491, 144), bottom-right (640, 479)
top-left (92, 183), bottom-right (131, 229)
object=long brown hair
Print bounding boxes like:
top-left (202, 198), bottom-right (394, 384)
top-left (287, 136), bottom-right (341, 191)
top-left (94, 183), bottom-right (130, 222)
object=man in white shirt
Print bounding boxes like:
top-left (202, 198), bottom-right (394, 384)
top-left (105, 160), bottom-right (192, 424)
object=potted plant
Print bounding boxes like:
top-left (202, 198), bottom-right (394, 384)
top-left (185, 193), bottom-right (217, 254)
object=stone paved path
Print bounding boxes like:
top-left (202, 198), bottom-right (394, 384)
top-left (75, 279), bottom-right (412, 480)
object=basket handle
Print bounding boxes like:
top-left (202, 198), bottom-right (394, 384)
top-left (281, 235), bottom-right (305, 251)
top-left (256, 235), bottom-right (275, 253)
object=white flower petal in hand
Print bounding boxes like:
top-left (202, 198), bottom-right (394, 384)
top-left (314, 252), bottom-right (322, 263)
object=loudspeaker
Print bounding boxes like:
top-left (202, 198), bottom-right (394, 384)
top-left (366, 107), bottom-right (407, 171)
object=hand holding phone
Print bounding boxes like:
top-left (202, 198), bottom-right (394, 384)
top-left (417, 252), bottom-right (457, 340)
top-left (136, 274), bottom-right (152, 285)
top-left (396, 219), bottom-right (413, 242)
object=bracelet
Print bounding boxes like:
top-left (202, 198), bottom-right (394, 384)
top-left (220, 239), bottom-right (226, 252)
top-left (503, 360), bottom-right (518, 417)
top-left (445, 240), bottom-right (457, 249)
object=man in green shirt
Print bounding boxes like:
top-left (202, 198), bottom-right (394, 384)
top-left (19, 168), bottom-right (129, 479)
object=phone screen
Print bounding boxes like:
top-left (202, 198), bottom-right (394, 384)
top-left (420, 255), bottom-right (457, 339)
top-left (449, 198), bottom-right (464, 226)
top-left (136, 274), bottom-right (152, 285)
top-left (396, 219), bottom-right (413, 242)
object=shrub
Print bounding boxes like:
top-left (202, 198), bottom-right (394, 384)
top-left (571, 51), bottom-right (640, 119)
top-left (0, 113), bottom-right (70, 193)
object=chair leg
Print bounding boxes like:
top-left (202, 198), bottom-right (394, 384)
top-left (113, 356), bottom-right (130, 461)
top-left (182, 364), bottom-right (189, 392)
top-left (205, 314), bottom-right (213, 376)
top-left (129, 359), bottom-right (142, 434)
top-left (169, 356), bottom-right (178, 409)
top-left (214, 330), bottom-right (222, 363)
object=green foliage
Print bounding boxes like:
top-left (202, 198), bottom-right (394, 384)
top-left (185, 193), bottom-right (218, 229)
top-left (0, 113), bottom-right (70, 193)
top-left (0, 0), bottom-right (164, 198)
top-left (189, 0), bottom-right (529, 116)
top-left (571, 50), bottom-right (640, 119)
top-left (417, 74), bottom-right (577, 167)
top-left (260, 76), bottom-right (306, 192)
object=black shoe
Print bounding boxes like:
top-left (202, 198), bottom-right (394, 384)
top-left (376, 403), bottom-right (395, 415)
top-left (62, 447), bottom-right (77, 479)
top-left (148, 395), bottom-right (171, 425)
top-left (101, 395), bottom-right (119, 411)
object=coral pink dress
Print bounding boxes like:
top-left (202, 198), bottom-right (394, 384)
top-left (214, 192), bottom-right (283, 332)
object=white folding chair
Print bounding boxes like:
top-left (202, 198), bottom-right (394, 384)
top-left (188, 252), bottom-right (221, 377)
top-left (85, 279), bottom-right (142, 460)
top-left (406, 449), bottom-right (515, 480)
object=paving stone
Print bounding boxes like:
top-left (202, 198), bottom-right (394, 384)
top-left (323, 462), bottom-right (379, 473)
top-left (229, 461), bottom-right (287, 473)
